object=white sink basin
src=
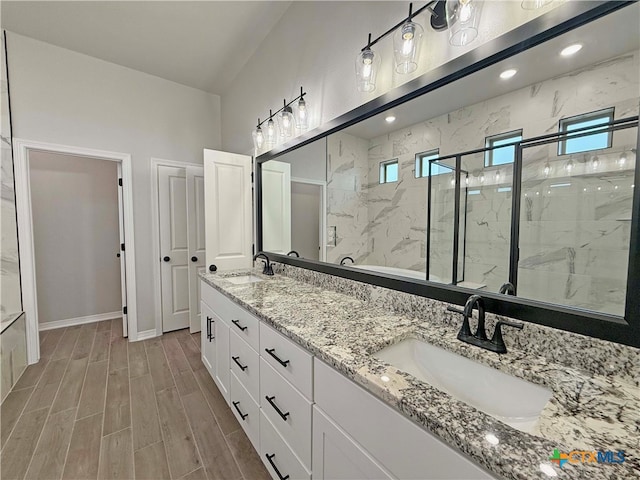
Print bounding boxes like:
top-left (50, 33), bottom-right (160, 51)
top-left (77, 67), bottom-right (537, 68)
top-left (225, 275), bottom-right (264, 285)
top-left (374, 338), bottom-right (552, 433)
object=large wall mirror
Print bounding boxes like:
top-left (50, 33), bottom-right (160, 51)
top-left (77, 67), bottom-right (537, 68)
top-left (257, 1), bottom-right (640, 347)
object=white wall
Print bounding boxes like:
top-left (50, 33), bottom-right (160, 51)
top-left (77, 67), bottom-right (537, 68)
top-left (30, 152), bottom-right (121, 324)
top-left (221, 1), bottom-right (560, 154)
top-left (6, 32), bottom-right (221, 333)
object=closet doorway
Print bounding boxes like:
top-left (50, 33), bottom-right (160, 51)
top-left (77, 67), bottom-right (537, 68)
top-left (151, 159), bottom-right (205, 334)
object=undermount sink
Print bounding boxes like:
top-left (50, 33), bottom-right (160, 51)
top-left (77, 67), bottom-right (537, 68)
top-left (374, 338), bottom-right (552, 433)
top-left (225, 275), bottom-right (264, 285)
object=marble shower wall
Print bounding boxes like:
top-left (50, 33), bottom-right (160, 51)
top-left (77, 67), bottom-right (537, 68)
top-left (361, 50), bottom-right (639, 307)
top-left (1, 31), bottom-right (22, 321)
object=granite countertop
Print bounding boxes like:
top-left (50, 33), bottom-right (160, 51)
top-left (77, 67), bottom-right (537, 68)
top-left (200, 270), bottom-right (639, 480)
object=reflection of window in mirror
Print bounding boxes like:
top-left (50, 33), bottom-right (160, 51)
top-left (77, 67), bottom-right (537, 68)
top-left (558, 107), bottom-right (614, 155)
top-left (415, 149), bottom-right (440, 178)
top-left (484, 130), bottom-right (523, 167)
top-left (379, 159), bottom-right (399, 183)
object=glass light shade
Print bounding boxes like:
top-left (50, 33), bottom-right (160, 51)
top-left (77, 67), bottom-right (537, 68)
top-left (521, 0), bottom-right (553, 10)
top-left (278, 106), bottom-right (295, 139)
top-left (355, 47), bottom-right (381, 92)
top-left (266, 118), bottom-right (277, 148)
top-left (295, 97), bottom-right (309, 131)
top-left (252, 126), bottom-right (264, 150)
top-left (447, 0), bottom-right (483, 47)
top-left (393, 21), bottom-right (423, 74)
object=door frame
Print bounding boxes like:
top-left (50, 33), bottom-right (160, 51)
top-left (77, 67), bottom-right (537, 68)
top-left (150, 157), bottom-right (203, 338)
top-left (13, 138), bottom-right (138, 364)
top-left (291, 177), bottom-right (327, 262)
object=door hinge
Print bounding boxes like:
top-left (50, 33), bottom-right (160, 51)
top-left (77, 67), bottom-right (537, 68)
top-left (120, 243), bottom-right (125, 251)
top-left (118, 178), bottom-right (123, 187)
top-left (251, 172), bottom-right (254, 183)
top-left (123, 306), bottom-right (127, 315)
top-left (252, 243), bottom-right (255, 255)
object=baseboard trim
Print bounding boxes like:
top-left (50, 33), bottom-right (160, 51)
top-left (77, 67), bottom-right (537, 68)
top-left (39, 311), bottom-right (121, 331)
top-left (136, 329), bottom-right (158, 341)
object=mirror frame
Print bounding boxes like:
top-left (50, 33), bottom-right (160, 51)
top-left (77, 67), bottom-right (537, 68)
top-left (256, 0), bottom-right (640, 348)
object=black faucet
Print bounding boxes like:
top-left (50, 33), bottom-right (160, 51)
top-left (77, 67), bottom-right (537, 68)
top-left (253, 252), bottom-right (274, 276)
top-left (340, 256), bottom-right (354, 266)
top-left (499, 282), bottom-right (516, 295)
top-left (287, 250), bottom-right (300, 257)
top-left (447, 294), bottom-right (523, 354)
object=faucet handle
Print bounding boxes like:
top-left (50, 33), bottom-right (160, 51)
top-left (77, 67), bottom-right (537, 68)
top-left (446, 306), bottom-right (464, 315)
top-left (490, 320), bottom-right (523, 354)
top-left (447, 306), bottom-right (473, 339)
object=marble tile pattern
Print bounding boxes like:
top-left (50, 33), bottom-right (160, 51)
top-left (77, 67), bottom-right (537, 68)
top-left (201, 268), bottom-right (640, 480)
top-left (332, 50), bottom-right (639, 312)
top-left (1, 31), bottom-right (22, 320)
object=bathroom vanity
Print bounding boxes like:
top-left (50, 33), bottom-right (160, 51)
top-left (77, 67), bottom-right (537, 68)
top-left (200, 268), bottom-right (639, 480)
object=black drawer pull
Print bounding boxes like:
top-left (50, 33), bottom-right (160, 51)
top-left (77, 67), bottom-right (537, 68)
top-left (265, 395), bottom-right (290, 421)
top-left (232, 401), bottom-right (248, 420)
top-left (232, 356), bottom-right (248, 371)
top-left (265, 348), bottom-right (290, 368)
top-left (232, 319), bottom-right (248, 331)
top-left (207, 316), bottom-right (214, 341)
top-left (266, 453), bottom-right (289, 480)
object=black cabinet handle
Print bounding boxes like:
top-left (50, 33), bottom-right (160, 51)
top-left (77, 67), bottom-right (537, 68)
top-left (209, 264), bottom-right (217, 272)
top-left (207, 316), bottom-right (214, 341)
top-left (265, 454), bottom-right (289, 480)
top-left (232, 319), bottom-right (247, 332)
top-left (163, 256), bottom-right (171, 262)
top-left (232, 401), bottom-right (248, 420)
top-left (191, 256), bottom-right (198, 262)
top-left (232, 356), bottom-right (248, 371)
top-left (265, 348), bottom-right (290, 368)
top-left (265, 395), bottom-right (290, 421)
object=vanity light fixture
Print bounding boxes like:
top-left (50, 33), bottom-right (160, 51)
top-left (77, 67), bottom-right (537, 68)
top-left (385, 115), bottom-right (397, 123)
top-left (393, 4), bottom-right (424, 74)
top-left (560, 43), bottom-right (583, 57)
top-left (251, 88), bottom-right (308, 151)
top-left (543, 162), bottom-right (551, 176)
top-left (356, 34), bottom-right (381, 92)
top-left (500, 68), bottom-right (517, 79)
top-left (447, 0), bottom-right (483, 47)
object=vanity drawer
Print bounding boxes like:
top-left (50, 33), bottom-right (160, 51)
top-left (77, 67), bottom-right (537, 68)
top-left (229, 330), bottom-right (260, 403)
top-left (204, 283), bottom-right (260, 351)
top-left (260, 323), bottom-right (313, 399)
top-left (229, 371), bottom-right (259, 450)
top-left (260, 359), bottom-right (312, 469)
top-left (260, 411), bottom-right (310, 480)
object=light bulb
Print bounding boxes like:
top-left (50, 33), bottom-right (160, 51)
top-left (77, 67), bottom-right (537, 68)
top-left (500, 69), bottom-right (517, 80)
top-left (560, 44), bottom-right (583, 57)
top-left (362, 62), bottom-right (372, 79)
top-left (618, 153), bottom-right (627, 167)
top-left (296, 96), bottom-right (308, 131)
top-left (450, 177), bottom-right (456, 186)
top-left (465, 177), bottom-right (469, 185)
top-left (266, 118), bottom-right (276, 147)
top-left (565, 160), bottom-right (574, 173)
top-left (495, 170), bottom-right (501, 182)
top-left (255, 128), bottom-right (263, 148)
top-left (356, 47), bottom-right (379, 92)
top-left (591, 156), bottom-right (599, 169)
top-left (283, 115), bottom-right (290, 130)
top-left (479, 173), bottom-right (485, 183)
top-left (459, 1), bottom-right (472, 22)
top-left (543, 163), bottom-right (551, 176)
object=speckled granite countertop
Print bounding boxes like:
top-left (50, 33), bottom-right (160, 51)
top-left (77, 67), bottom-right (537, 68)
top-left (200, 270), bottom-right (639, 480)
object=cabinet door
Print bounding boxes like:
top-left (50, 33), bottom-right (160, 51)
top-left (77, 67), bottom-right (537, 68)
top-left (200, 301), bottom-right (216, 377)
top-left (214, 316), bottom-right (230, 403)
top-left (203, 149), bottom-right (253, 272)
top-left (312, 406), bottom-right (392, 480)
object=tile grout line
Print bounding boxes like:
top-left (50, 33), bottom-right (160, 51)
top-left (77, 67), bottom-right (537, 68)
top-left (96, 320), bottom-right (113, 480)
top-left (158, 335), bottom-right (207, 480)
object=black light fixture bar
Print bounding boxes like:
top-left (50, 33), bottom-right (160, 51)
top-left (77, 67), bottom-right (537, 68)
top-left (257, 87), bottom-right (306, 128)
top-left (361, 1), bottom-right (439, 51)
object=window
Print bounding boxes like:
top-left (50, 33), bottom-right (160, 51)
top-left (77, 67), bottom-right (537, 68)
top-left (379, 159), bottom-right (399, 184)
top-left (485, 130), bottom-right (523, 167)
top-left (558, 108), bottom-right (614, 155)
top-left (415, 149), bottom-right (440, 178)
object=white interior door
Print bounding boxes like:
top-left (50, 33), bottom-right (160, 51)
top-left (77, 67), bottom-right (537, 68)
top-left (203, 149), bottom-right (253, 272)
top-left (262, 160), bottom-right (291, 255)
top-left (158, 166), bottom-right (190, 332)
top-left (116, 163), bottom-right (127, 337)
top-left (186, 166), bottom-right (205, 333)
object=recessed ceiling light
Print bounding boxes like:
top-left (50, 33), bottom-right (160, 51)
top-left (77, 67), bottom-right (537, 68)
top-left (385, 115), bottom-right (396, 123)
top-left (560, 43), bottom-right (583, 57)
top-left (500, 69), bottom-right (517, 80)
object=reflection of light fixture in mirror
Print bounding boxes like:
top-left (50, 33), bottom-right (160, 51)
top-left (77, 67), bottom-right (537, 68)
top-left (539, 463), bottom-right (558, 477)
top-left (450, 175), bottom-right (456, 186)
top-left (565, 159), bottom-right (574, 173)
top-left (484, 433), bottom-right (499, 445)
top-left (500, 69), bottom-right (517, 80)
top-left (465, 176), bottom-right (469, 185)
top-left (591, 155), bottom-right (599, 170)
top-left (560, 43), bottom-right (582, 57)
top-left (543, 162), bottom-right (551, 177)
top-left (479, 173), bottom-right (485, 183)
top-left (393, 4), bottom-right (424, 74)
top-left (356, 34), bottom-right (381, 92)
top-left (618, 153), bottom-right (628, 168)
top-left (278, 99), bottom-right (295, 139)
top-left (495, 170), bottom-right (501, 182)
top-left (252, 118), bottom-right (264, 150)
top-left (385, 115), bottom-right (396, 123)
top-left (266, 110), bottom-right (277, 148)
top-left (447, 0), bottom-right (483, 47)
top-left (521, 0), bottom-right (554, 10)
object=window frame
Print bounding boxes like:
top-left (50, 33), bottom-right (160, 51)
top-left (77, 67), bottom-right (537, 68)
top-left (379, 159), bottom-right (399, 184)
top-left (415, 149), bottom-right (441, 178)
top-left (484, 129), bottom-right (523, 168)
top-left (557, 107), bottom-right (614, 156)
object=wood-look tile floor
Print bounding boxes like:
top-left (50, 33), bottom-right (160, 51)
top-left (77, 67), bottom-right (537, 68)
top-left (0, 319), bottom-right (270, 480)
